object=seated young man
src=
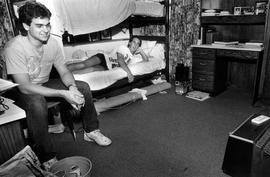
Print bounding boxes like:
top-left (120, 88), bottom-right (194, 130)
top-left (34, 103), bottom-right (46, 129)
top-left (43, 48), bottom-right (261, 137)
top-left (67, 36), bottom-right (149, 83)
top-left (4, 1), bottom-right (111, 162)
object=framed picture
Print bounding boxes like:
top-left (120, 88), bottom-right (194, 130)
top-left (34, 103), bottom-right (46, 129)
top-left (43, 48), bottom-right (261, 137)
top-left (100, 29), bottom-right (112, 40)
top-left (255, 1), bottom-right (268, 14)
top-left (234, 7), bottom-right (242, 15)
top-left (90, 32), bottom-right (100, 42)
top-left (242, 6), bottom-right (254, 15)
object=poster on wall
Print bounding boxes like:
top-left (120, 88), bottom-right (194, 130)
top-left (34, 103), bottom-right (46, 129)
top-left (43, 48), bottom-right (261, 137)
top-left (90, 32), bottom-right (100, 42)
top-left (100, 29), bottom-right (112, 40)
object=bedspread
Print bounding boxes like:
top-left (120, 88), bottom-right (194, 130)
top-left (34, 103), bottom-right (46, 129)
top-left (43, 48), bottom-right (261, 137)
top-left (73, 58), bottom-right (165, 91)
top-left (56, 0), bottom-right (135, 35)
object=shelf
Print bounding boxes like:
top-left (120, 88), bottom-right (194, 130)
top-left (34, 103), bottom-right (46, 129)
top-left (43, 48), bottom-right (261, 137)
top-left (128, 16), bottom-right (166, 25)
top-left (63, 38), bottom-right (129, 46)
top-left (201, 14), bottom-right (266, 25)
top-left (134, 35), bottom-right (166, 43)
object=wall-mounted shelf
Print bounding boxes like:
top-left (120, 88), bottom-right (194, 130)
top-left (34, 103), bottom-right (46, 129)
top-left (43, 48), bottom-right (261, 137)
top-left (128, 16), bottom-right (166, 25)
top-left (201, 14), bottom-right (266, 26)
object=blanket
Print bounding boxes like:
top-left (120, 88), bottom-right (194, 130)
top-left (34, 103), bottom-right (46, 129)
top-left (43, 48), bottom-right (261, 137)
top-left (73, 58), bottom-right (165, 91)
top-left (55, 0), bottom-right (135, 35)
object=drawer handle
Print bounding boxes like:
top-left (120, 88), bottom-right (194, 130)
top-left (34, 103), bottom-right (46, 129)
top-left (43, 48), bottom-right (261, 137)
top-left (199, 78), bottom-right (206, 81)
top-left (199, 62), bottom-right (207, 66)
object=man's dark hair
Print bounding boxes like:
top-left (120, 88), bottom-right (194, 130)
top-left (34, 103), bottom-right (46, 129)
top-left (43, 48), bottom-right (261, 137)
top-left (128, 36), bottom-right (142, 47)
top-left (18, 1), bottom-right (51, 36)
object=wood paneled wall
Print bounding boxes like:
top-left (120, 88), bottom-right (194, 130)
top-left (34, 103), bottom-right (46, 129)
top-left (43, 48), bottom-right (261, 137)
top-left (202, 0), bottom-right (267, 92)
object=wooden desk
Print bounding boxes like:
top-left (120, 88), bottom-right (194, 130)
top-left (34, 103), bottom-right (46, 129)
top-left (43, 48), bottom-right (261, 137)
top-left (0, 97), bottom-right (26, 164)
top-left (191, 44), bottom-right (264, 105)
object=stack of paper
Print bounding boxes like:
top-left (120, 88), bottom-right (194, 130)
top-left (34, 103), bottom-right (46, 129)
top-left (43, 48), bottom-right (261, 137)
top-left (186, 90), bottom-right (210, 101)
top-left (244, 42), bottom-right (263, 48)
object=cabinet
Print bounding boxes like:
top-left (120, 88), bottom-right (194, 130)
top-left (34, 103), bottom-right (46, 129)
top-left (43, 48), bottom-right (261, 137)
top-left (192, 47), bottom-right (227, 95)
top-left (192, 45), bottom-right (264, 104)
top-left (193, 0), bottom-right (269, 101)
top-left (200, 15), bottom-right (266, 44)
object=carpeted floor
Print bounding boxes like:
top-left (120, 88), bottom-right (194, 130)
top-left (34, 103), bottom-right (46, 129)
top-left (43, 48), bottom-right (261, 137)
top-left (52, 86), bottom-right (265, 177)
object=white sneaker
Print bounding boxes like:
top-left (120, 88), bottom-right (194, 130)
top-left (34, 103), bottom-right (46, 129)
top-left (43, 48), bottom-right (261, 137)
top-left (84, 129), bottom-right (112, 146)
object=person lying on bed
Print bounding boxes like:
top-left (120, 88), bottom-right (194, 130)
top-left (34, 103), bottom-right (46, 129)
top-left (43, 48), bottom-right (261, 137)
top-left (67, 36), bottom-right (149, 83)
top-left (4, 1), bottom-right (111, 163)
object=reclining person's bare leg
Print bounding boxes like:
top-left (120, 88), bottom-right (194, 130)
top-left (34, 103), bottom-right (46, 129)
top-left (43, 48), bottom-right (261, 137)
top-left (72, 65), bottom-right (105, 74)
top-left (67, 55), bottom-right (105, 72)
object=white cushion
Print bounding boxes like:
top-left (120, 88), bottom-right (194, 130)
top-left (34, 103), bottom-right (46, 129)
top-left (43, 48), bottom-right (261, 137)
top-left (149, 43), bottom-right (164, 59)
top-left (140, 40), bottom-right (157, 56)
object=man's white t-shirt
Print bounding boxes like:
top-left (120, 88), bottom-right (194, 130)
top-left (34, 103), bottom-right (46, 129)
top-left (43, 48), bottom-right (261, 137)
top-left (104, 45), bottom-right (140, 69)
top-left (4, 35), bottom-right (65, 85)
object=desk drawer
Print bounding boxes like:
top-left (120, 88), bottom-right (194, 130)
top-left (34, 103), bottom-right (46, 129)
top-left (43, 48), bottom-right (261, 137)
top-left (217, 50), bottom-right (259, 60)
top-left (192, 74), bottom-right (214, 91)
top-left (192, 59), bottom-right (215, 74)
top-left (192, 48), bottom-right (216, 59)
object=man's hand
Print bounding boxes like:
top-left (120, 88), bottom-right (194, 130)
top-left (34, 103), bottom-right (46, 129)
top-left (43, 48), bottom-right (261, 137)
top-left (135, 47), bottom-right (149, 62)
top-left (62, 89), bottom-right (85, 110)
top-left (68, 86), bottom-right (85, 110)
top-left (127, 73), bottom-right (134, 83)
top-left (134, 47), bottom-right (143, 55)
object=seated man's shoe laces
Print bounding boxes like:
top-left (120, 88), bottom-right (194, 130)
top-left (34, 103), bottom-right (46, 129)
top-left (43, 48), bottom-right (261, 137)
top-left (84, 129), bottom-right (112, 146)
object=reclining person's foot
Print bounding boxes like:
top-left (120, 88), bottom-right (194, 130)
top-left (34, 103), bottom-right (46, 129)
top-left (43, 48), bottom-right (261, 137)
top-left (84, 129), bottom-right (112, 146)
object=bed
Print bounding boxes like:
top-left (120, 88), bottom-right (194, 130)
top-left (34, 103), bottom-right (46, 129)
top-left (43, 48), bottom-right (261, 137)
top-left (63, 39), bottom-right (166, 98)
top-left (42, 0), bottom-right (170, 99)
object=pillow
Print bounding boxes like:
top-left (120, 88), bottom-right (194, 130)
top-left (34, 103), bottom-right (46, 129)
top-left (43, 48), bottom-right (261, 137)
top-left (149, 43), bottom-right (165, 60)
top-left (128, 56), bottom-right (143, 65)
top-left (140, 40), bottom-right (157, 56)
top-left (71, 49), bottom-right (87, 59)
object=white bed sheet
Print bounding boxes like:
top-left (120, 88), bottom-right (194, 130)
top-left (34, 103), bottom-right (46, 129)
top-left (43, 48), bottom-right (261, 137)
top-left (134, 1), bottom-right (164, 17)
top-left (73, 58), bottom-right (165, 91)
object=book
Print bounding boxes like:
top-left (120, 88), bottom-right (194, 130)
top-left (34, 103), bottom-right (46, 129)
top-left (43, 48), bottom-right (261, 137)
top-left (244, 42), bottom-right (263, 48)
top-left (186, 90), bottom-right (210, 101)
top-left (212, 41), bottom-right (239, 45)
top-left (0, 79), bottom-right (18, 92)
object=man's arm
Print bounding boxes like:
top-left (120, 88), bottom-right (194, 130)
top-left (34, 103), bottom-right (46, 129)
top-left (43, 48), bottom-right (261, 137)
top-left (12, 63), bottom-right (84, 107)
top-left (136, 47), bottom-right (149, 62)
top-left (54, 63), bottom-right (85, 108)
top-left (117, 53), bottom-right (134, 83)
top-left (56, 62), bottom-right (77, 88)
top-left (12, 73), bottom-right (64, 97)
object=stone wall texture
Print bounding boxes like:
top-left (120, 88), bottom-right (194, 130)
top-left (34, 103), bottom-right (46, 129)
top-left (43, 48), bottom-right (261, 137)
top-left (0, 0), bottom-right (14, 79)
top-left (138, 0), bottom-right (201, 78)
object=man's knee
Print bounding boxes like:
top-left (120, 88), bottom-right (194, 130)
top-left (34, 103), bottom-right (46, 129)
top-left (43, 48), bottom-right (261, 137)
top-left (75, 80), bottom-right (94, 99)
top-left (76, 80), bottom-right (91, 91)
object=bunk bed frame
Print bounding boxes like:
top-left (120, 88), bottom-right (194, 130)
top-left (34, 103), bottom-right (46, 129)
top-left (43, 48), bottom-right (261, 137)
top-left (90, 0), bottom-right (170, 99)
top-left (128, 0), bottom-right (170, 81)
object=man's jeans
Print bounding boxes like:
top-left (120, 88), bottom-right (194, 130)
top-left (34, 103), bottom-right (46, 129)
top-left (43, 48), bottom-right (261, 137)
top-left (15, 79), bottom-right (98, 159)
